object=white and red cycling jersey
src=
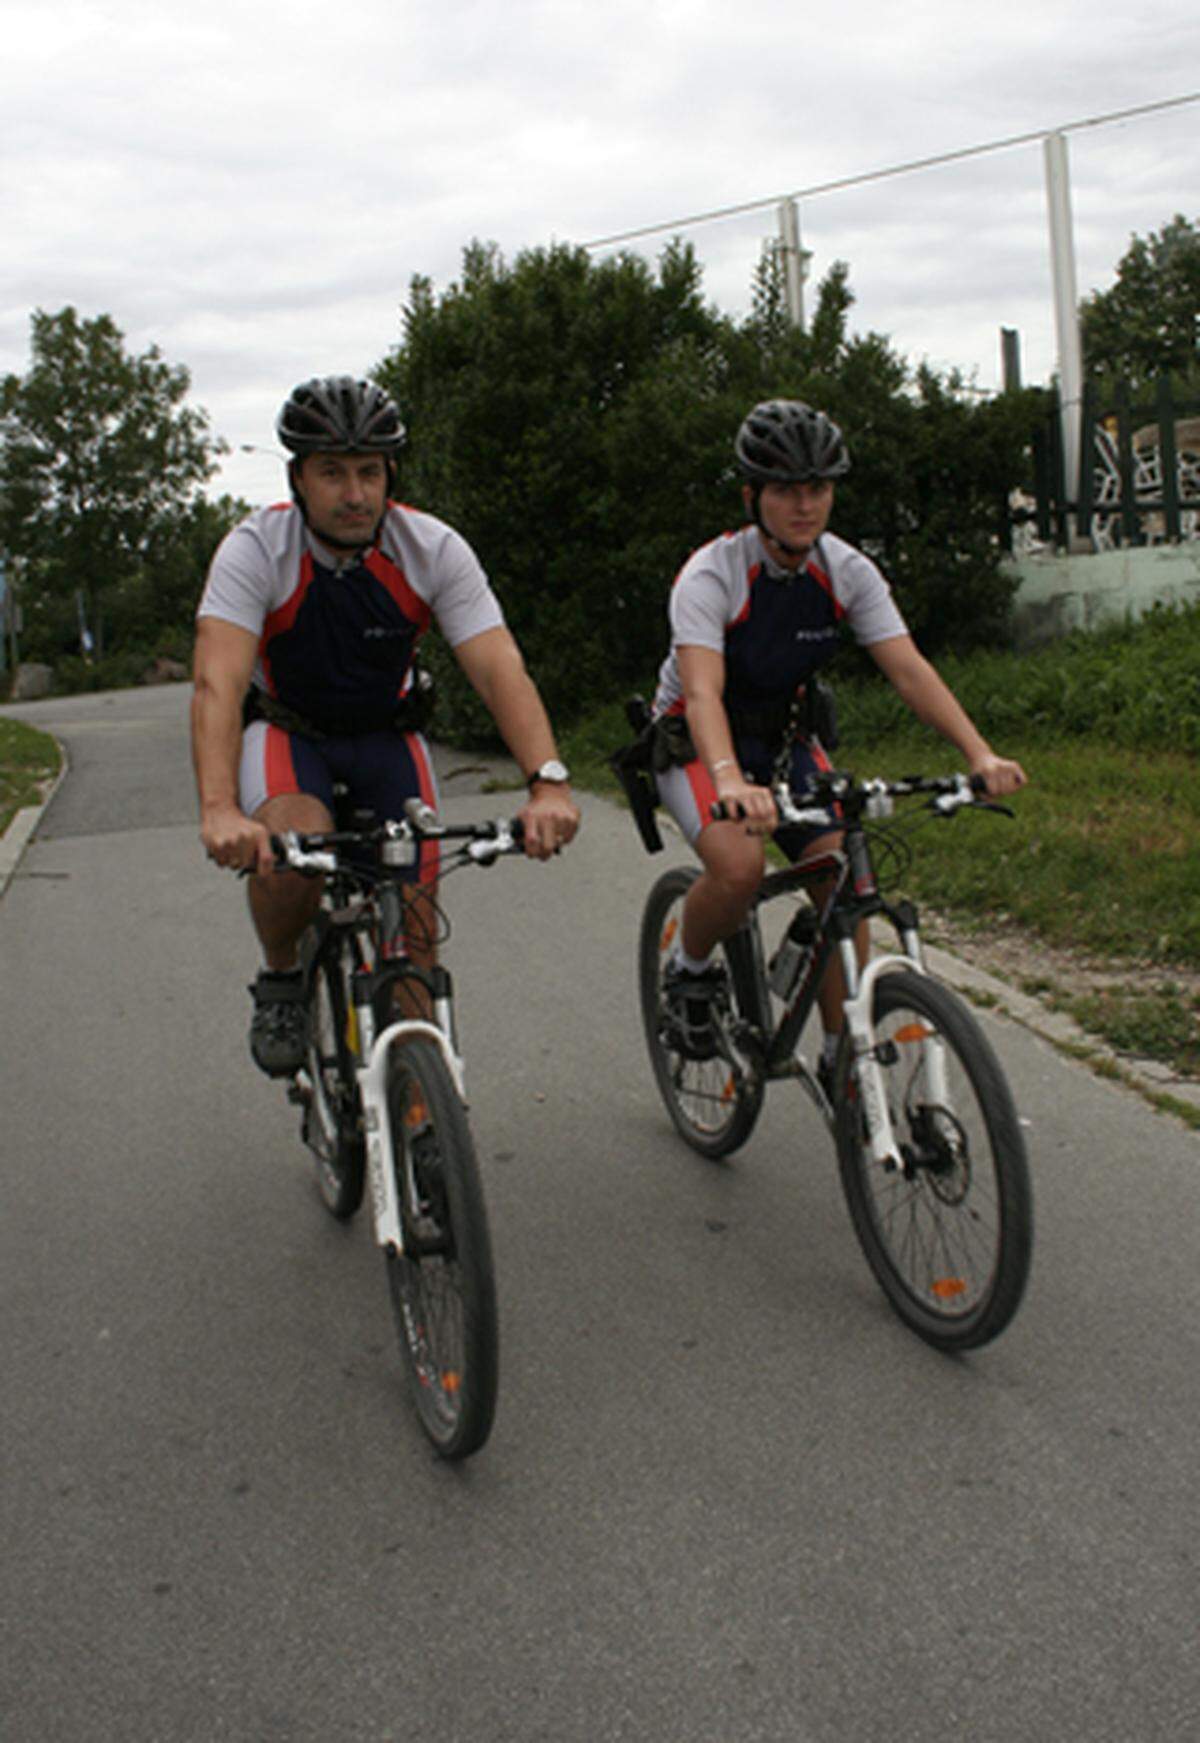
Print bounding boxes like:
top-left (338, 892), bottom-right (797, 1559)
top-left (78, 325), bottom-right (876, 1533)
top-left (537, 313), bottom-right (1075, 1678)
top-left (652, 524), bottom-right (909, 846)
top-left (197, 499), bottom-right (505, 735)
top-left (653, 525), bottom-right (907, 723)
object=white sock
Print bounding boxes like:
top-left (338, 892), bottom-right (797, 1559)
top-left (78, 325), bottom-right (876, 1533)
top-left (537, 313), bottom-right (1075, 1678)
top-left (676, 946), bottom-right (714, 975)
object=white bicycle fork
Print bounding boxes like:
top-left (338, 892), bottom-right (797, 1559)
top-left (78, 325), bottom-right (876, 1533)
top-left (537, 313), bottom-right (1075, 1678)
top-left (839, 949), bottom-right (951, 1167)
top-left (355, 1014), bottom-right (467, 1256)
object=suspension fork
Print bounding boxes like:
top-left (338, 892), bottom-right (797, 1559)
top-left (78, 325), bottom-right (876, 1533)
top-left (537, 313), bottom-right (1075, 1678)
top-left (840, 902), bottom-right (950, 1164)
top-left (884, 897), bottom-right (953, 1111)
top-left (349, 947), bottom-right (467, 1258)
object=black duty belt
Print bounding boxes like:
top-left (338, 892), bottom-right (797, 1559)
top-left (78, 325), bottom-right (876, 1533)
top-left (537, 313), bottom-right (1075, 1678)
top-left (242, 681), bottom-right (433, 741)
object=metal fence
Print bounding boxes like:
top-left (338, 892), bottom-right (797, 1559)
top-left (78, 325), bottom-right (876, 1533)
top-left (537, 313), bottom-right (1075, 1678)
top-left (1018, 376), bottom-right (1200, 553)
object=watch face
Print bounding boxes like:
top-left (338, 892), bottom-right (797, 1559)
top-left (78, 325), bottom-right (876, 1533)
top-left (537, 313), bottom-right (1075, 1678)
top-left (532, 759), bottom-right (569, 784)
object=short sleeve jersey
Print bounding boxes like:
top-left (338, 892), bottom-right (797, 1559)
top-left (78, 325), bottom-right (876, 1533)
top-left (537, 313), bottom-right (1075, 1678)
top-left (653, 525), bottom-right (908, 719)
top-left (197, 500), bottom-right (505, 735)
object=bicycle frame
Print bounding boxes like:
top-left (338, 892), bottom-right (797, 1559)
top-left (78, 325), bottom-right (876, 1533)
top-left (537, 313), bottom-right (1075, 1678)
top-left (279, 805), bottom-right (521, 1256)
top-left (644, 767), bottom-right (1030, 1349)
top-left (721, 793), bottom-right (950, 1161)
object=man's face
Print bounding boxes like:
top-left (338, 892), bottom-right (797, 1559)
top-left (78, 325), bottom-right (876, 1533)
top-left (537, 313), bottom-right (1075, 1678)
top-left (296, 452), bottom-right (389, 546)
top-left (748, 478), bottom-right (834, 561)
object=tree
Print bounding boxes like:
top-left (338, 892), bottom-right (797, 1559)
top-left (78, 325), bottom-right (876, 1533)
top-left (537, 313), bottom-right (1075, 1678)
top-left (734, 246), bottom-right (1031, 656)
top-left (0, 307), bottom-right (226, 659)
top-left (379, 240), bottom-right (745, 733)
top-left (374, 239), bottom-right (1038, 740)
top-left (1080, 214), bottom-right (1200, 392)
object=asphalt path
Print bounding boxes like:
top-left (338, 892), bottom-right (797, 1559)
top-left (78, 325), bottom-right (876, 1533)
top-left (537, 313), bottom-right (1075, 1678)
top-left (2, 685), bottom-right (1198, 1742)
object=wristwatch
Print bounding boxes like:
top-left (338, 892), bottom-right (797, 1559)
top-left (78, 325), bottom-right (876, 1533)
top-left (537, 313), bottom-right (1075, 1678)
top-left (526, 758), bottom-right (570, 788)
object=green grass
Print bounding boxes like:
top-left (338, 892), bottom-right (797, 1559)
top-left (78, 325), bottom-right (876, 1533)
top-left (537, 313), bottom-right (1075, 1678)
top-left (560, 694), bottom-right (1200, 1089)
top-left (3, 604), bottom-right (1198, 1095)
top-left (0, 718), bottom-right (61, 837)
top-left (832, 734), bottom-right (1200, 970)
top-left (569, 717), bottom-right (1200, 971)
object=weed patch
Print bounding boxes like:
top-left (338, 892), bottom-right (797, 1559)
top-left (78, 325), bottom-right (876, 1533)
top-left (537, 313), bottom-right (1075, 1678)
top-left (0, 719), bottom-right (61, 837)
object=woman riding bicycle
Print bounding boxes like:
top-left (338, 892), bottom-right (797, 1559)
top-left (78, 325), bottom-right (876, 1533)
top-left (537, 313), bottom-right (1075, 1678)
top-left (651, 397), bottom-right (1027, 1086)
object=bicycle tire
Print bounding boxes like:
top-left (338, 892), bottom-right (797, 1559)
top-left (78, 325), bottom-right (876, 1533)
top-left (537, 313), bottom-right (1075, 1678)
top-left (638, 866), bottom-right (764, 1160)
top-left (304, 927), bottom-right (366, 1221)
top-left (834, 969), bottom-right (1032, 1350)
top-left (384, 1037), bottom-right (499, 1460)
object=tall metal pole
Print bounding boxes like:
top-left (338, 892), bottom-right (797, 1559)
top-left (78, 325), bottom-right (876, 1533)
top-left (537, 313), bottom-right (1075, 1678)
top-left (1043, 131), bottom-right (1085, 537)
top-left (777, 199), bottom-right (809, 331)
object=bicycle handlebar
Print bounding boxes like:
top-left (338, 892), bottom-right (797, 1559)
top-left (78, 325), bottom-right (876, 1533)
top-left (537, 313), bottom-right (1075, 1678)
top-left (712, 770), bottom-right (1004, 828)
top-left (269, 799), bottom-right (526, 876)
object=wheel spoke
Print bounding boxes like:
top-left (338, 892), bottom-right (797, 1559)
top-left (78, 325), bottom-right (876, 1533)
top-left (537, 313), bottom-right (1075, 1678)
top-left (837, 971), bottom-right (1032, 1349)
top-left (639, 868), bottom-right (763, 1160)
top-left (303, 936), bottom-right (365, 1220)
top-left (384, 1040), bottom-right (498, 1459)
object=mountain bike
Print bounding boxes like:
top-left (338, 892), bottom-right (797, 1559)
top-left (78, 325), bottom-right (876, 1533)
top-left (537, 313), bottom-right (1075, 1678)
top-left (639, 770), bottom-right (1033, 1350)
top-left (273, 796), bottom-right (525, 1460)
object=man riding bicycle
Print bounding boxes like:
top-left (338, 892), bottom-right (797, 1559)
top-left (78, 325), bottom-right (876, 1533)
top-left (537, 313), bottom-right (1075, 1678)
top-left (651, 397), bottom-right (1026, 1089)
top-left (191, 374), bottom-right (579, 1078)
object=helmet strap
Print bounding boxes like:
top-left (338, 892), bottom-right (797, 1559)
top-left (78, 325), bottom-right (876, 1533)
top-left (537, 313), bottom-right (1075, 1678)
top-left (748, 485), bottom-right (808, 562)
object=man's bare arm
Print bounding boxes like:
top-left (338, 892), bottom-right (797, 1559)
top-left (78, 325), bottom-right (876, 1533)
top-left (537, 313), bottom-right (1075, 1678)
top-left (190, 617), bottom-right (274, 869)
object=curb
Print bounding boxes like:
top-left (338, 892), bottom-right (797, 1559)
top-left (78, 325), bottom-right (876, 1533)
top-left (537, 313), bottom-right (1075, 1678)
top-left (0, 744), bottom-right (68, 901)
top-left (654, 808), bottom-right (1200, 1126)
top-left (912, 931), bottom-right (1200, 1121)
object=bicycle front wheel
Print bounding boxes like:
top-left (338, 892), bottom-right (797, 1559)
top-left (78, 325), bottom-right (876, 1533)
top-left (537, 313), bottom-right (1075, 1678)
top-left (638, 866), bottom-right (763, 1160)
top-left (835, 970), bottom-right (1032, 1351)
top-left (305, 929), bottom-right (366, 1221)
top-left (384, 1038), bottom-right (498, 1460)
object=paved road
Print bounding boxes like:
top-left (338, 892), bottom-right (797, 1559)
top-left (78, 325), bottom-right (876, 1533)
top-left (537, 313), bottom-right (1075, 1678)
top-left (2, 686), bottom-right (1198, 1742)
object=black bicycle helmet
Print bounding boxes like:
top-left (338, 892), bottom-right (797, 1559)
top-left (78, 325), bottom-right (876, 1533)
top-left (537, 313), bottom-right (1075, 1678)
top-left (735, 399), bottom-right (850, 484)
top-left (276, 375), bottom-right (405, 456)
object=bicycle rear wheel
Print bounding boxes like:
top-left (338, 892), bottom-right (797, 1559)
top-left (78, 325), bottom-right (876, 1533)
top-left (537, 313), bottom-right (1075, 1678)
top-left (384, 1038), bottom-right (498, 1459)
top-left (835, 970), bottom-right (1032, 1350)
top-left (638, 866), bottom-right (763, 1160)
top-left (304, 928), bottom-right (366, 1221)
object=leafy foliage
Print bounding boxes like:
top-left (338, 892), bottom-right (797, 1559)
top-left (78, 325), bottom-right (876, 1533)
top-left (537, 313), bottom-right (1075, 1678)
top-left (836, 600), bottom-right (1200, 756)
top-left (378, 239), bottom-right (1034, 738)
top-left (1080, 214), bottom-right (1200, 393)
top-left (0, 307), bottom-right (236, 663)
top-left (380, 240), bottom-right (741, 735)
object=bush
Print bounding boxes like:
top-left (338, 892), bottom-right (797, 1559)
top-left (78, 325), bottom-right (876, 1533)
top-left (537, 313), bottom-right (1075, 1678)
top-left (377, 239), bottom-right (1037, 748)
top-left (836, 600), bottom-right (1200, 755)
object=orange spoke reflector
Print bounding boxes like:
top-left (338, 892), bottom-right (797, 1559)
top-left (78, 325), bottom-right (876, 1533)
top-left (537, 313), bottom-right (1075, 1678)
top-left (720, 1077), bottom-right (736, 1105)
top-left (441, 1370), bottom-right (462, 1394)
top-left (661, 919), bottom-right (679, 952)
top-left (931, 1277), bottom-right (967, 1300)
top-left (895, 1023), bottom-right (933, 1044)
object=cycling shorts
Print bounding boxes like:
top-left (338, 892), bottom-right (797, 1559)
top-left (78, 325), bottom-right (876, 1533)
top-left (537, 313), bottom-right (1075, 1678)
top-left (655, 733), bottom-right (837, 861)
top-left (239, 722), bottom-right (440, 885)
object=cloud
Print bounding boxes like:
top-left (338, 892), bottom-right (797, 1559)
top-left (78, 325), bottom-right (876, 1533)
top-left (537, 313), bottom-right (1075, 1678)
top-left (2, 0), bottom-right (1197, 505)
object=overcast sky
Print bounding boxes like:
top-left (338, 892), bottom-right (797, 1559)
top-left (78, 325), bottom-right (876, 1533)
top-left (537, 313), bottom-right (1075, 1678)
top-left (3, 0), bottom-right (1197, 508)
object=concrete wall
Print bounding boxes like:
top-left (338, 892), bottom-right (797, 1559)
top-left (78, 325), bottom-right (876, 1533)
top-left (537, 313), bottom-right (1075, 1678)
top-left (1005, 543), bottom-right (1200, 648)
